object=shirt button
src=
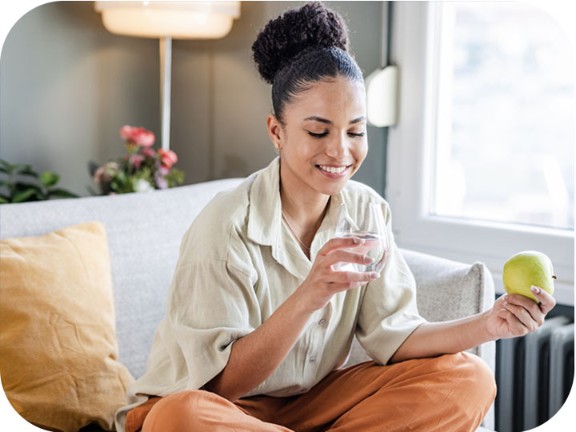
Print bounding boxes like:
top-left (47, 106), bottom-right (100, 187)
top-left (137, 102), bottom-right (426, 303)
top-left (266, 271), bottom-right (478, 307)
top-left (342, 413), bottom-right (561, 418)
top-left (309, 356), bottom-right (316, 363)
top-left (318, 319), bottom-right (327, 326)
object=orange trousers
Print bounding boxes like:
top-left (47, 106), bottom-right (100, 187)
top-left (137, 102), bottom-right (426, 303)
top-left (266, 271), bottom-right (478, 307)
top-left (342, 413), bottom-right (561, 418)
top-left (128, 352), bottom-right (496, 432)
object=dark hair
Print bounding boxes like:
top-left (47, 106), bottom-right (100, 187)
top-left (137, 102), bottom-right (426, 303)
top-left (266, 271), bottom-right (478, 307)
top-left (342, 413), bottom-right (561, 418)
top-left (252, 2), bottom-right (363, 123)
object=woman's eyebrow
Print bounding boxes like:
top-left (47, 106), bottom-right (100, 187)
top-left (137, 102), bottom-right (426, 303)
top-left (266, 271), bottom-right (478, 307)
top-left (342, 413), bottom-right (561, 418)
top-left (304, 116), bottom-right (332, 125)
top-left (350, 116), bottom-right (366, 125)
top-left (303, 116), bottom-right (366, 125)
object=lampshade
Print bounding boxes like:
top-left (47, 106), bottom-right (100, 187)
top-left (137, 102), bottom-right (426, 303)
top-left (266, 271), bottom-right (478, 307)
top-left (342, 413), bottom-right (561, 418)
top-left (94, 1), bottom-right (241, 39)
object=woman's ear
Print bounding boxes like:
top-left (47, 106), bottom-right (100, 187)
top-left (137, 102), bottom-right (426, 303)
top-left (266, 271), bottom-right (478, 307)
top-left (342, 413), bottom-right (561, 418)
top-left (267, 114), bottom-right (283, 152)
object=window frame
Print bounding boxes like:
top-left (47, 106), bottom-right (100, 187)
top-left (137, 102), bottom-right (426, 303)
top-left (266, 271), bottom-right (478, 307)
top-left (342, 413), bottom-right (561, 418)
top-left (386, 2), bottom-right (574, 306)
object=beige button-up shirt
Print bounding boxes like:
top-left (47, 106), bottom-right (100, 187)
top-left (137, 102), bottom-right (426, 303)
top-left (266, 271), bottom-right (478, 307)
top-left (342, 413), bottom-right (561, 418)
top-left (116, 158), bottom-right (425, 428)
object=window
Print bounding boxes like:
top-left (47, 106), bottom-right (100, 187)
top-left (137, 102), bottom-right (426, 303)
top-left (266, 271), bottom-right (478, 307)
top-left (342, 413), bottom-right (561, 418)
top-left (433, 2), bottom-right (574, 230)
top-left (386, 2), bottom-right (574, 305)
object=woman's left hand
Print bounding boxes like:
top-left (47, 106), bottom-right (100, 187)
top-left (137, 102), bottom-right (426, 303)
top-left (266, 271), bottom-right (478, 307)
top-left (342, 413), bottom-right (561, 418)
top-left (485, 286), bottom-right (556, 340)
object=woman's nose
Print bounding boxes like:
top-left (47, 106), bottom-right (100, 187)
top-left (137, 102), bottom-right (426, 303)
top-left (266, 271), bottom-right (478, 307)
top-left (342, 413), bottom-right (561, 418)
top-left (325, 133), bottom-right (349, 158)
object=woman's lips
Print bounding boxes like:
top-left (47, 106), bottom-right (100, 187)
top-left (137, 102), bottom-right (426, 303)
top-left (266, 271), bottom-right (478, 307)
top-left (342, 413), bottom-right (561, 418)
top-left (316, 164), bottom-right (351, 178)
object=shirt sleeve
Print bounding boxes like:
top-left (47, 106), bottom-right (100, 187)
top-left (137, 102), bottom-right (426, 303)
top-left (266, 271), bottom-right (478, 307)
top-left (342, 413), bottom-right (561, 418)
top-left (163, 210), bottom-right (260, 391)
top-left (355, 201), bottom-right (426, 364)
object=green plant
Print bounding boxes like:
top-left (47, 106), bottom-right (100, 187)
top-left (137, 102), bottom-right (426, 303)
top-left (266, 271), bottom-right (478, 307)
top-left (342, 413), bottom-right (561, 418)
top-left (0, 159), bottom-right (78, 204)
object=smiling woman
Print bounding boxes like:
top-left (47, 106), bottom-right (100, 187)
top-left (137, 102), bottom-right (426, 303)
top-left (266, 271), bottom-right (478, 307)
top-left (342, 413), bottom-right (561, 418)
top-left (267, 77), bottom-right (368, 212)
top-left (113, 3), bottom-right (554, 432)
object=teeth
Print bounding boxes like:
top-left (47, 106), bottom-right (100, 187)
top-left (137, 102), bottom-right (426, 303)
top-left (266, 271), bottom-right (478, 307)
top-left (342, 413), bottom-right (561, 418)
top-left (319, 165), bottom-right (347, 174)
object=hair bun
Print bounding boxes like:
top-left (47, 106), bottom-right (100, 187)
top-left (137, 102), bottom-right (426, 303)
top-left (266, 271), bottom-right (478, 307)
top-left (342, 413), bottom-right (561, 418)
top-left (252, 2), bottom-right (350, 84)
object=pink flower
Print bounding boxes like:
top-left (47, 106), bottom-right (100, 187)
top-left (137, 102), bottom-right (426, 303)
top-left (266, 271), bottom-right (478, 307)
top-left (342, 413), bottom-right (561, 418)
top-left (158, 149), bottom-right (178, 168)
top-left (90, 123), bottom-right (184, 195)
top-left (142, 147), bottom-right (156, 159)
top-left (119, 125), bottom-right (155, 147)
top-left (128, 154), bottom-right (144, 169)
top-left (92, 166), bottom-right (106, 184)
top-left (93, 161), bottom-right (119, 184)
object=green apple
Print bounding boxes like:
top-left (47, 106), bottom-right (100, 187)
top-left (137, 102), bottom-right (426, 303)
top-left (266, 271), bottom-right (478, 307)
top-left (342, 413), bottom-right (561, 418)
top-left (502, 251), bottom-right (556, 302)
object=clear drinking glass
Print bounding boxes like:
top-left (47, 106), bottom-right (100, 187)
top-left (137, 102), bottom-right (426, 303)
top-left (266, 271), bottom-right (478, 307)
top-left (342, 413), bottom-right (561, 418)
top-left (334, 201), bottom-right (389, 273)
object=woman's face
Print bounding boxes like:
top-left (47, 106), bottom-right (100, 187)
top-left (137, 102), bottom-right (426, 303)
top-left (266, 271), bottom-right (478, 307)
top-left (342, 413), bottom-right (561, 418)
top-left (268, 76), bottom-right (368, 201)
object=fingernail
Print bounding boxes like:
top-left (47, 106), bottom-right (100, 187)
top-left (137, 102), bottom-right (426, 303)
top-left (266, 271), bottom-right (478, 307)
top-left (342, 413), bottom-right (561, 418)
top-left (364, 256), bottom-right (374, 264)
top-left (370, 272), bottom-right (380, 280)
top-left (531, 286), bottom-right (542, 295)
top-left (353, 237), bottom-right (363, 244)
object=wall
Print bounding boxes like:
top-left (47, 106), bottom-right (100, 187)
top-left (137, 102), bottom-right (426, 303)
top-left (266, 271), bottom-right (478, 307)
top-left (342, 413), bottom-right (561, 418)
top-left (0, 1), bottom-right (387, 197)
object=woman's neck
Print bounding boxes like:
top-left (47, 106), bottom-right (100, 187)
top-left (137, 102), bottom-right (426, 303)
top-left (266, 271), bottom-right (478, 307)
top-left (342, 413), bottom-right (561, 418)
top-left (279, 183), bottom-right (330, 257)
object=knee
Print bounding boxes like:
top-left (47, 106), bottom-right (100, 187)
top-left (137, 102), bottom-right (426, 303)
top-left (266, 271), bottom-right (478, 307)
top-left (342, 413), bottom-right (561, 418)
top-left (142, 390), bottom-right (211, 432)
top-left (445, 352), bottom-right (497, 411)
top-left (460, 352), bottom-right (496, 402)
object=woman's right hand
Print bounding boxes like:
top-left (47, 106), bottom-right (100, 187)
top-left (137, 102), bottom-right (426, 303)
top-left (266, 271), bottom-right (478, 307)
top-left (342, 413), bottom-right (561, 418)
top-left (297, 236), bottom-right (380, 312)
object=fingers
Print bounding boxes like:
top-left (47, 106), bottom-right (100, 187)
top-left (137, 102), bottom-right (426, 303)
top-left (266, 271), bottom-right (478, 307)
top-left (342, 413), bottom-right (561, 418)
top-left (331, 268), bottom-right (380, 286)
top-left (501, 287), bottom-right (556, 334)
top-left (329, 249), bottom-right (375, 267)
top-left (530, 285), bottom-right (556, 314)
top-left (326, 249), bottom-right (381, 286)
top-left (497, 307), bottom-right (532, 336)
top-left (309, 249), bottom-right (380, 292)
top-left (318, 236), bottom-right (366, 256)
top-left (501, 299), bottom-right (539, 332)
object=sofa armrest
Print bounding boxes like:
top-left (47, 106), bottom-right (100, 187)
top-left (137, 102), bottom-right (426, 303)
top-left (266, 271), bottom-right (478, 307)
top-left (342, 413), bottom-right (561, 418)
top-left (402, 249), bottom-right (496, 373)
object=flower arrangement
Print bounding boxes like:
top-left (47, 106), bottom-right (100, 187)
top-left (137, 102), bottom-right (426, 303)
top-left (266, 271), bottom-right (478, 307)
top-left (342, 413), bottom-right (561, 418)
top-left (90, 126), bottom-right (184, 195)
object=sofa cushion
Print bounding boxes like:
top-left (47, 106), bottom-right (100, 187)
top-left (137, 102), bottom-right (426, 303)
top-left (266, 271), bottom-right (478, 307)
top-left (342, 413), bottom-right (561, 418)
top-left (0, 179), bottom-right (245, 379)
top-left (0, 222), bottom-right (134, 432)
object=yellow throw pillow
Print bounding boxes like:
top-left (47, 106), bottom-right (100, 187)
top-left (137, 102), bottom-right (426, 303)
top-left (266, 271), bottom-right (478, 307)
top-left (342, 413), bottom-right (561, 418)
top-left (0, 222), bottom-right (134, 432)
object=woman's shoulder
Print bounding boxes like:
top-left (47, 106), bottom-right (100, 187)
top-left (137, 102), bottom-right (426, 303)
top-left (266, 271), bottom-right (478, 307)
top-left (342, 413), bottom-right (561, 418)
top-left (191, 174), bottom-right (256, 233)
top-left (176, 178), bottom-right (254, 265)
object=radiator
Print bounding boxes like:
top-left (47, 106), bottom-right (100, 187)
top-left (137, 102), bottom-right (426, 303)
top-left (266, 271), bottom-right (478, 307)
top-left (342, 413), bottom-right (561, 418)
top-left (496, 315), bottom-right (574, 432)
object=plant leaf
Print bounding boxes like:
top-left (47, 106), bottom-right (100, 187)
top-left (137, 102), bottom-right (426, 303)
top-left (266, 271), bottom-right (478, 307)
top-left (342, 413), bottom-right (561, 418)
top-left (17, 165), bottom-right (38, 177)
top-left (39, 171), bottom-right (59, 187)
top-left (48, 188), bottom-right (78, 199)
top-left (13, 182), bottom-right (41, 191)
top-left (0, 159), bottom-right (16, 174)
top-left (13, 188), bottom-right (40, 203)
top-left (0, 160), bottom-right (38, 177)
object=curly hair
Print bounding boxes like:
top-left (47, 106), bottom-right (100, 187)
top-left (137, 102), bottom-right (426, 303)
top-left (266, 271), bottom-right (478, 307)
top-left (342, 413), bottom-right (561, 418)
top-left (252, 2), bottom-right (363, 122)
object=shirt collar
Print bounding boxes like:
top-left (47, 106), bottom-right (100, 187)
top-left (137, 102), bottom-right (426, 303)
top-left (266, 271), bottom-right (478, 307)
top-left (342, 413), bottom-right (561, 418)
top-left (247, 157), bottom-right (282, 247)
top-left (246, 158), bottom-right (355, 279)
top-left (247, 158), bottom-right (352, 246)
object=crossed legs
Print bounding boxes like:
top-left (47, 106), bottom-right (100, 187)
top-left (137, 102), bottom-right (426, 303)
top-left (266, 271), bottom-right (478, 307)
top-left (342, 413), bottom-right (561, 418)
top-left (141, 352), bottom-right (496, 432)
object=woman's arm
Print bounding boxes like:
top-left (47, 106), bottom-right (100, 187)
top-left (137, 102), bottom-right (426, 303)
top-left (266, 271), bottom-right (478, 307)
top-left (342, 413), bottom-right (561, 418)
top-left (206, 236), bottom-right (379, 401)
top-left (205, 286), bottom-right (313, 401)
top-left (389, 285), bottom-right (556, 363)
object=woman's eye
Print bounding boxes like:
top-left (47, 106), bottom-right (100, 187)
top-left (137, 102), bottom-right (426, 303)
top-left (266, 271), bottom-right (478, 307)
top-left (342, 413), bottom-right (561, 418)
top-left (307, 131), bottom-right (329, 138)
top-left (348, 131), bottom-right (366, 138)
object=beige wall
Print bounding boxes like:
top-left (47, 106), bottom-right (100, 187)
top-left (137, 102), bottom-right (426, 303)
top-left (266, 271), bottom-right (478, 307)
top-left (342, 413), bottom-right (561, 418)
top-left (0, 1), bottom-right (387, 196)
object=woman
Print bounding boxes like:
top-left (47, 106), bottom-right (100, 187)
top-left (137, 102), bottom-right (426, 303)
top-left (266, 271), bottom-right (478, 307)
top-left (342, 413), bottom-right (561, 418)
top-left (117, 3), bottom-right (555, 431)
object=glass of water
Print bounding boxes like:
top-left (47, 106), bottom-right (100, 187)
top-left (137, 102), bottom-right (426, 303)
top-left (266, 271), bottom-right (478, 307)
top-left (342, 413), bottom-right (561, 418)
top-left (334, 201), bottom-right (388, 273)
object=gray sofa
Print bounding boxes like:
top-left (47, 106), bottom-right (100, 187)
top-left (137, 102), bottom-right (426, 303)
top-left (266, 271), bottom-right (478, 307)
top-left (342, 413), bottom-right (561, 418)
top-left (0, 178), bottom-right (495, 431)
